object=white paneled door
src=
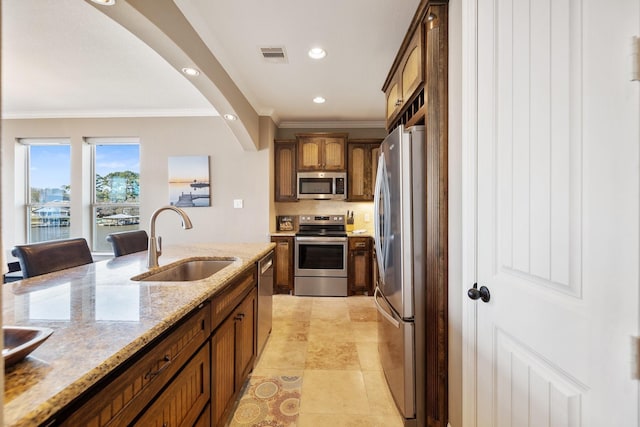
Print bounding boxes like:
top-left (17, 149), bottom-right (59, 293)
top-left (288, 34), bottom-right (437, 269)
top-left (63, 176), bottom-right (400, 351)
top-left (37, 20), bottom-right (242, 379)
top-left (467, 0), bottom-right (640, 426)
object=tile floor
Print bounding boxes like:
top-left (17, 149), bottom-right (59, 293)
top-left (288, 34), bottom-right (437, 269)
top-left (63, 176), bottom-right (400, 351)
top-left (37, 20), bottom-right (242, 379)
top-left (246, 294), bottom-right (404, 427)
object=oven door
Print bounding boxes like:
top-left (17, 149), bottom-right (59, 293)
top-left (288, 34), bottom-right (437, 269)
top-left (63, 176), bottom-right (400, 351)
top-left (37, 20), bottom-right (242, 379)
top-left (294, 236), bottom-right (348, 277)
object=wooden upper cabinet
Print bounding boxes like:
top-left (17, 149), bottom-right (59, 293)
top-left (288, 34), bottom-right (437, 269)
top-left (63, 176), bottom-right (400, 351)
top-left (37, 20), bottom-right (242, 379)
top-left (383, 16), bottom-right (424, 125)
top-left (274, 139), bottom-right (297, 202)
top-left (347, 139), bottom-right (382, 201)
top-left (296, 133), bottom-right (347, 171)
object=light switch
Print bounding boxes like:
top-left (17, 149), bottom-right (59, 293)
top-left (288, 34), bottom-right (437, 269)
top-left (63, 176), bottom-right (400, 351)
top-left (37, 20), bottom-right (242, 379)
top-left (233, 199), bottom-right (243, 209)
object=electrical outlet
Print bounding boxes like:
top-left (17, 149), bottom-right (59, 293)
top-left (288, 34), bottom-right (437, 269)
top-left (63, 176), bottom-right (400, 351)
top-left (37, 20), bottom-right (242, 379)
top-left (364, 213), bottom-right (370, 222)
top-left (233, 199), bottom-right (243, 209)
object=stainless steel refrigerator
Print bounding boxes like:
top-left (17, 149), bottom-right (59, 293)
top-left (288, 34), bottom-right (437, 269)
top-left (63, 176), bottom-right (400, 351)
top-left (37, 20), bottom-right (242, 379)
top-left (373, 125), bottom-right (425, 427)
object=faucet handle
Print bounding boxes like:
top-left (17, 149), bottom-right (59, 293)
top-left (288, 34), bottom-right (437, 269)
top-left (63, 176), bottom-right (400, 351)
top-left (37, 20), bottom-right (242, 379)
top-left (157, 236), bottom-right (162, 256)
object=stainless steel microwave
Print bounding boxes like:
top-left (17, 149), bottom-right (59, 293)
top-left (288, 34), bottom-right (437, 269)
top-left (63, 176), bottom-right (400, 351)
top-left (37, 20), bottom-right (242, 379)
top-left (297, 172), bottom-right (347, 200)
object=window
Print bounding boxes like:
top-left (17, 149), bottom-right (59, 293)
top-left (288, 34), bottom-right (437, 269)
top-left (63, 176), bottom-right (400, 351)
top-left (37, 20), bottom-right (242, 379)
top-left (90, 139), bottom-right (140, 252)
top-left (25, 140), bottom-right (71, 243)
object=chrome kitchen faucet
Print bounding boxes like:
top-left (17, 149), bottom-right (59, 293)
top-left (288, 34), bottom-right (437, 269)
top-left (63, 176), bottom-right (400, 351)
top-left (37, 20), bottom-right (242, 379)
top-left (147, 206), bottom-right (193, 268)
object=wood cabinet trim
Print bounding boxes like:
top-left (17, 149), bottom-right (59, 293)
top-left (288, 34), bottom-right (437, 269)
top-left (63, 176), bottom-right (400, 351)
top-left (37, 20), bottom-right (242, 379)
top-left (211, 267), bottom-right (256, 331)
top-left (133, 343), bottom-right (210, 427)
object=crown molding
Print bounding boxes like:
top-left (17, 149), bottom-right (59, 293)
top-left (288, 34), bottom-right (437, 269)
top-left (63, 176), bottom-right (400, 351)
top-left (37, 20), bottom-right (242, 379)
top-left (1, 108), bottom-right (218, 120)
top-left (277, 120), bottom-right (386, 129)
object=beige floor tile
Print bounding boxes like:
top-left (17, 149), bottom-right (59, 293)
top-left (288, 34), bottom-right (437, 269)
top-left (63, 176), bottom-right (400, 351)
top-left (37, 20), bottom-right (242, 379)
top-left (273, 294), bottom-right (314, 307)
top-left (356, 342), bottom-right (382, 371)
top-left (348, 306), bottom-right (379, 322)
top-left (271, 319), bottom-right (310, 341)
top-left (311, 299), bottom-right (350, 321)
top-left (298, 413), bottom-right (404, 427)
top-left (305, 341), bottom-right (360, 370)
top-left (363, 370), bottom-right (401, 415)
top-left (367, 414), bottom-right (405, 427)
top-left (273, 307), bottom-right (312, 322)
top-left (273, 295), bottom-right (314, 321)
top-left (351, 321), bottom-right (379, 342)
top-left (300, 370), bottom-right (369, 415)
top-left (249, 366), bottom-right (304, 378)
top-left (255, 339), bottom-right (308, 370)
top-left (345, 295), bottom-right (375, 308)
top-left (308, 319), bottom-right (355, 342)
top-left (231, 295), bottom-right (402, 426)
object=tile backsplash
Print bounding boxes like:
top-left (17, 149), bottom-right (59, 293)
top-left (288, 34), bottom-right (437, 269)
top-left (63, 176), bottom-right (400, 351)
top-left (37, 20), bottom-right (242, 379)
top-left (275, 201), bottom-right (374, 234)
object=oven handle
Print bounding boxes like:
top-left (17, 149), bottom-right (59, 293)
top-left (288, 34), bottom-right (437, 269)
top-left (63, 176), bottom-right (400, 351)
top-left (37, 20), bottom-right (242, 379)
top-left (374, 286), bottom-right (400, 328)
top-left (295, 236), bottom-right (348, 243)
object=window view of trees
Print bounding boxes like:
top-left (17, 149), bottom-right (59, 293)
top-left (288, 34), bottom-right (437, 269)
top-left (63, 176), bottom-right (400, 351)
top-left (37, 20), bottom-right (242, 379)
top-left (93, 144), bottom-right (141, 252)
top-left (95, 171), bottom-right (140, 203)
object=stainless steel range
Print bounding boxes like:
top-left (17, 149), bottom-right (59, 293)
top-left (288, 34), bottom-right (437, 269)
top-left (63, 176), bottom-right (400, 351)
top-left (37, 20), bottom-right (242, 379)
top-left (294, 214), bottom-right (348, 297)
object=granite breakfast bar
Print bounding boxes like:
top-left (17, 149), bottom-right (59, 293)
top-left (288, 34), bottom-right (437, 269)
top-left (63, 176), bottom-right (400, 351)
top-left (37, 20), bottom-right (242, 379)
top-left (3, 241), bottom-right (275, 427)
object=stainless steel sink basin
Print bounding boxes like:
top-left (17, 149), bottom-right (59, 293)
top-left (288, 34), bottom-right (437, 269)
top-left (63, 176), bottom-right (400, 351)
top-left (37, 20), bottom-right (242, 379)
top-left (4, 326), bottom-right (54, 367)
top-left (131, 259), bottom-right (235, 282)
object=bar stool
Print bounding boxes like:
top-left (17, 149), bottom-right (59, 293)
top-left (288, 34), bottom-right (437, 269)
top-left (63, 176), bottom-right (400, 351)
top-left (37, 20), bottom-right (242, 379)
top-left (106, 230), bottom-right (149, 257)
top-left (11, 238), bottom-right (93, 279)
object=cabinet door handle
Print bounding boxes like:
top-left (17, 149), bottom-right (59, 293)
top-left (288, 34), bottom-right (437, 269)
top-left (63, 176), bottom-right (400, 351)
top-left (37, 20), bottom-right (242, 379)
top-left (144, 354), bottom-right (171, 379)
top-left (234, 313), bottom-right (245, 321)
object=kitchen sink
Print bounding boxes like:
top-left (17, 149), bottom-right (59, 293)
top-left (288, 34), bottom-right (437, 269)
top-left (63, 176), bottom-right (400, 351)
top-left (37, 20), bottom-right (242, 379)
top-left (4, 326), bottom-right (54, 367)
top-left (131, 258), bottom-right (235, 282)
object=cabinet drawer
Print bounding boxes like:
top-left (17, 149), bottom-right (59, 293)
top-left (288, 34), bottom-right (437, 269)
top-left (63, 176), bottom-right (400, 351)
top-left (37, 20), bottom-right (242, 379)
top-left (349, 237), bottom-right (371, 251)
top-left (60, 303), bottom-right (211, 427)
top-left (133, 343), bottom-right (210, 427)
top-left (211, 267), bottom-right (256, 330)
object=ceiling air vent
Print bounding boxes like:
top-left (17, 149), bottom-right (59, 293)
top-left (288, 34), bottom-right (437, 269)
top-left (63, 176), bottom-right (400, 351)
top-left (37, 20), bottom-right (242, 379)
top-left (259, 46), bottom-right (288, 64)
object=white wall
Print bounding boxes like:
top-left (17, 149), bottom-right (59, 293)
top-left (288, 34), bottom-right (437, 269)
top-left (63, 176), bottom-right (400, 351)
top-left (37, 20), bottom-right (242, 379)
top-left (1, 116), bottom-right (271, 254)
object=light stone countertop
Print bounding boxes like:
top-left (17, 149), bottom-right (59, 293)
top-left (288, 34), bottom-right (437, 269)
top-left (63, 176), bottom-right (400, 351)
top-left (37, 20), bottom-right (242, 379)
top-left (3, 241), bottom-right (275, 427)
top-left (270, 231), bottom-right (296, 237)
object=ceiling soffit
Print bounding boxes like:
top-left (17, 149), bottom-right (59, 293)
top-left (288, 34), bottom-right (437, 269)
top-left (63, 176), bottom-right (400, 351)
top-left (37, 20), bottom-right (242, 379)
top-left (86, 0), bottom-right (260, 151)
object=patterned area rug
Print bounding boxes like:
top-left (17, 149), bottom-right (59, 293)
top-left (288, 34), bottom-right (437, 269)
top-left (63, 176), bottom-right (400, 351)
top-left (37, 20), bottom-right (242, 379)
top-left (228, 375), bottom-right (302, 427)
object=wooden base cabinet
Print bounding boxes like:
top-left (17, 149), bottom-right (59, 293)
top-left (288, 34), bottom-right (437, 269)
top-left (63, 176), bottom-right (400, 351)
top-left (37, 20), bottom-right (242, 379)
top-left (133, 344), bottom-right (210, 427)
top-left (271, 236), bottom-right (294, 294)
top-left (348, 237), bottom-right (373, 295)
top-left (211, 288), bottom-right (257, 427)
top-left (58, 304), bottom-right (211, 427)
top-left (51, 263), bottom-right (263, 427)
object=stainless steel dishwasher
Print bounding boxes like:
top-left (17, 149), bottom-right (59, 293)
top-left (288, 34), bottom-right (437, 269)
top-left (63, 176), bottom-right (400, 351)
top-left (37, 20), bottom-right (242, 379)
top-left (256, 251), bottom-right (273, 360)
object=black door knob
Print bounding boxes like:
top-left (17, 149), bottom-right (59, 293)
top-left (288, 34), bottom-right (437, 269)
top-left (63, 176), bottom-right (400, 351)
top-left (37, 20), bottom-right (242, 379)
top-left (467, 283), bottom-right (490, 303)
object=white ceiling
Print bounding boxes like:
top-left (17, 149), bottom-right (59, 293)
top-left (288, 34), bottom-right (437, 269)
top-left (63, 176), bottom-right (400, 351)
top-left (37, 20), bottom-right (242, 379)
top-left (2, 0), bottom-right (420, 126)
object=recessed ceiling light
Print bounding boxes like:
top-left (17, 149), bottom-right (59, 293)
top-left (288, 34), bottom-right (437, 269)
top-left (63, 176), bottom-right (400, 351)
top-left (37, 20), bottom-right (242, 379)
top-left (223, 114), bottom-right (237, 121)
top-left (313, 96), bottom-right (326, 104)
top-left (90, 0), bottom-right (116, 5)
top-left (308, 48), bottom-right (327, 59)
top-left (181, 67), bottom-right (200, 76)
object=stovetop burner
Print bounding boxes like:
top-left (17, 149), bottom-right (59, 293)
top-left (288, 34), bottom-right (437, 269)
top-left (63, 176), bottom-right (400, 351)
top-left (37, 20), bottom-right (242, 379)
top-left (296, 215), bottom-right (347, 237)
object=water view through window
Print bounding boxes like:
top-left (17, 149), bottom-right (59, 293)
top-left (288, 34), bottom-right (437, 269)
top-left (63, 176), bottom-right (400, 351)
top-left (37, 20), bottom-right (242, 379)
top-left (93, 144), bottom-right (140, 252)
top-left (29, 144), bottom-right (71, 243)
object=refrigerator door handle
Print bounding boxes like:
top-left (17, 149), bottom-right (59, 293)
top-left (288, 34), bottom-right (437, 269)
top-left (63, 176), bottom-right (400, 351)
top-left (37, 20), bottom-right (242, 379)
top-left (374, 287), bottom-right (400, 328)
top-left (373, 154), bottom-right (387, 279)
